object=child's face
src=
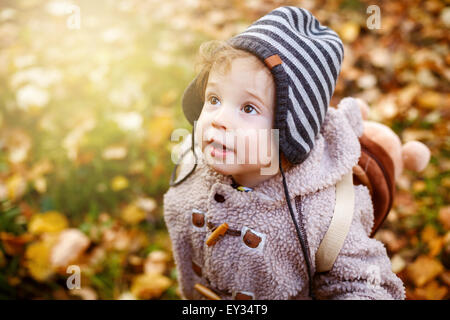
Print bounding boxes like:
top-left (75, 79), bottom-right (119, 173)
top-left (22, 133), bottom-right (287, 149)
top-left (195, 55), bottom-right (277, 183)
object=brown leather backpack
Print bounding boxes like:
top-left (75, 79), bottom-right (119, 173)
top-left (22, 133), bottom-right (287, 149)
top-left (353, 133), bottom-right (395, 237)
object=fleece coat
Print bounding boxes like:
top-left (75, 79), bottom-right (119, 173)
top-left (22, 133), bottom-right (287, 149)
top-left (163, 98), bottom-right (406, 300)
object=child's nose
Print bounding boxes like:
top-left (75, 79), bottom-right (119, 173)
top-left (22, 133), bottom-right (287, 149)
top-left (211, 106), bottom-right (233, 130)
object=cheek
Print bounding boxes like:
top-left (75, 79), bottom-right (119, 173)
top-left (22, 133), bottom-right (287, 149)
top-left (235, 125), bottom-right (274, 165)
top-left (194, 113), bottom-right (209, 147)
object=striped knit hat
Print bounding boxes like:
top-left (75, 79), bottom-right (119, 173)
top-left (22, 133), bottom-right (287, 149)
top-left (182, 6), bottom-right (344, 165)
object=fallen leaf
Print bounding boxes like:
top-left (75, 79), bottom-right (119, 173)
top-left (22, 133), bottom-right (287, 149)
top-left (438, 206), bottom-right (450, 230)
top-left (144, 250), bottom-right (169, 275)
top-left (413, 280), bottom-right (448, 300)
top-left (338, 21), bottom-right (360, 43)
top-left (0, 232), bottom-right (34, 255)
top-left (416, 91), bottom-right (445, 109)
top-left (421, 225), bottom-right (444, 257)
top-left (6, 174), bottom-right (27, 201)
top-left (130, 273), bottom-right (171, 299)
top-left (121, 203), bottom-right (146, 225)
top-left (110, 175), bottom-right (129, 191)
top-left (439, 271), bottom-right (450, 287)
top-left (69, 287), bottom-right (98, 300)
top-left (50, 229), bottom-right (90, 268)
top-left (28, 211), bottom-right (68, 234)
top-left (406, 255), bottom-right (444, 287)
top-left (25, 236), bottom-right (59, 282)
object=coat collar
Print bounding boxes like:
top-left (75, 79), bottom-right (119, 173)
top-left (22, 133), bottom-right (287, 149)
top-left (200, 102), bottom-right (363, 208)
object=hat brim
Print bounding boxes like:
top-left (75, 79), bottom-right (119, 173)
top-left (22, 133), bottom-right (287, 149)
top-left (181, 75), bottom-right (206, 125)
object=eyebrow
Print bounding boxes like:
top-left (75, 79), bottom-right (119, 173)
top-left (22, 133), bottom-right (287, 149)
top-left (244, 89), bottom-right (266, 108)
top-left (206, 82), bottom-right (267, 109)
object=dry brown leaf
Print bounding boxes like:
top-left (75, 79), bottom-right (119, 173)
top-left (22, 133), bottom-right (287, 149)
top-left (421, 225), bottom-right (444, 257)
top-left (130, 273), bottom-right (171, 299)
top-left (144, 250), bottom-right (169, 275)
top-left (416, 91), bottom-right (445, 109)
top-left (69, 287), bottom-right (98, 300)
top-left (406, 255), bottom-right (444, 287)
top-left (0, 232), bottom-right (34, 255)
top-left (439, 271), bottom-right (450, 287)
top-left (438, 206), bottom-right (450, 230)
top-left (413, 280), bottom-right (448, 300)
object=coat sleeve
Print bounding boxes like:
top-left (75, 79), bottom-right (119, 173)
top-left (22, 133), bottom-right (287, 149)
top-left (313, 185), bottom-right (406, 300)
top-left (163, 191), bottom-right (195, 300)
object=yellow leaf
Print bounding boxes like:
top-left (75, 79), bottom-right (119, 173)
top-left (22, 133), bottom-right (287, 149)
top-left (416, 91), bottom-right (445, 109)
top-left (406, 255), bottom-right (444, 287)
top-left (24, 236), bottom-right (59, 281)
top-left (121, 204), bottom-right (146, 225)
top-left (111, 175), bottom-right (129, 191)
top-left (421, 225), bottom-right (438, 243)
top-left (6, 174), bottom-right (27, 201)
top-left (412, 180), bottom-right (426, 193)
top-left (421, 225), bottom-right (444, 257)
top-left (130, 273), bottom-right (171, 299)
top-left (28, 211), bottom-right (68, 234)
top-left (413, 280), bottom-right (448, 300)
top-left (338, 22), bottom-right (360, 43)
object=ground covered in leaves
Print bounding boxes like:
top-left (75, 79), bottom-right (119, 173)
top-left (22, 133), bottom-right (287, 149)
top-left (0, 0), bottom-right (448, 300)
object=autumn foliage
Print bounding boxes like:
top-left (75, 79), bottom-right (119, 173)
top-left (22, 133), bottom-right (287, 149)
top-left (0, 0), bottom-right (448, 300)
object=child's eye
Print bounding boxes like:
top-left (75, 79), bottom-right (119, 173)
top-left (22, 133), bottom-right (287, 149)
top-left (242, 104), bottom-right (258, 114)
top-left (208, 96), bottom-right (220, 105)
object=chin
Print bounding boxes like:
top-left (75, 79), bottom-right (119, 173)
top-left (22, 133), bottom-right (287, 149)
top-left (207, 162), bottom-right (240, 176)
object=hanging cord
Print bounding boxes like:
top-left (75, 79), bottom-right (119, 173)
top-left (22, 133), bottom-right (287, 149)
top-left (278, 151), bottom-right (316, 300)
top-left (169, 126), bottom-right (198, 187)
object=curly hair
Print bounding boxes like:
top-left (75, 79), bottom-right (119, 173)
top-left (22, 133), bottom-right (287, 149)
top-left (193, 40), bottom-right (268, 102)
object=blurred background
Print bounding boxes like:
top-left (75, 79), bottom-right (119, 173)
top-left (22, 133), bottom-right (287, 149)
top-left (0, 0), bottom-right (448, 300)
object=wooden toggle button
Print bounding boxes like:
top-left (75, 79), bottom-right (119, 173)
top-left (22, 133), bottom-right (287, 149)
top-left (243, 229), bottom-right (262, 248)
top-left (235, 292), bottom-right (254, 300)
top-left (205, 222), bottom-right (229, 246)
top-left (194, 283), bottom-right (221, 300)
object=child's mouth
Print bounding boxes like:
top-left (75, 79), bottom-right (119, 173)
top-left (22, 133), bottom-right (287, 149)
top-left (209, 141), bottom-right (233, 158)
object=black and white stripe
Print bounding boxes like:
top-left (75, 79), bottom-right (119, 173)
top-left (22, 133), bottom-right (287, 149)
top-left (229, 6), bottom-right (344, 164)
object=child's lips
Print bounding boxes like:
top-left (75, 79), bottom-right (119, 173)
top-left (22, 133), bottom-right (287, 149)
top-left (208, 140), bottom-right (234, 158)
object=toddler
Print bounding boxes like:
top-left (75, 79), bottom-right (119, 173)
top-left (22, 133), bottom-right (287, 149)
top-left (163, 6), bottom-right (405, 300)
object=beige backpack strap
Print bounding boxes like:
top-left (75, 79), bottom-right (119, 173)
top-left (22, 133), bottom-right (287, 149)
top-left (315, 171), bottom-right (355, 273)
